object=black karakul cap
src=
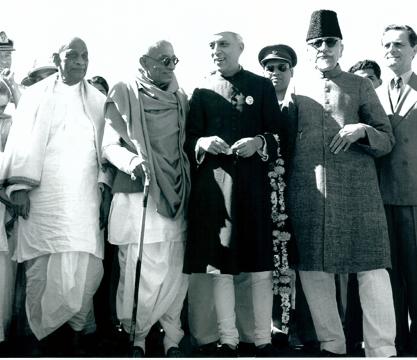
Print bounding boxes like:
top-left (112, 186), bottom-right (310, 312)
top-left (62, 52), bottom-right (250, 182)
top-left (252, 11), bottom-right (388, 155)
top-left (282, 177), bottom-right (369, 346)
top-left (258, 44), bottom-right (297, 68)
top-left (306, 10), bottom-right (342, 41)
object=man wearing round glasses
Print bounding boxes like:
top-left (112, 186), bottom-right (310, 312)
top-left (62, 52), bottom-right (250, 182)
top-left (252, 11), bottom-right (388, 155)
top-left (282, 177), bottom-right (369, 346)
top-left (287, 9), bottom-right (397, 357)
top-left (102, 40), bottom-right (190, 357)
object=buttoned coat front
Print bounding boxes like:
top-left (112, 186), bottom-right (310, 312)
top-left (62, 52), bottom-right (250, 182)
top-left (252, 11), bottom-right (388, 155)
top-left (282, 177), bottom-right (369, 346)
top-left (377, 72), bottom-right (417, 205)
top-left (183, 69), bottom-right (281, 274)
top-left (288, 66), bottom-right (394, 273)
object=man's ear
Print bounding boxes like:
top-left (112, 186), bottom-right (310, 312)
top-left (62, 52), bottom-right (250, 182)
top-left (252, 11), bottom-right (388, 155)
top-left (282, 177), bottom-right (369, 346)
top-left (339, 42), bottom-right (344, 58)
top-left (52, 53), bottom-right (61, 67)
top-left (139, 56), bottom-right (147, 69)
top-left (412, 44), bottom-right (417, 59)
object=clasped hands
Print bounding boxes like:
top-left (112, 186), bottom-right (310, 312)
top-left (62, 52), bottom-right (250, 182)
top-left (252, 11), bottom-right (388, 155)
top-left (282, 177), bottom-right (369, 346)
top-left (329, 123), bottom-right (366, 154)
top-left (198, 136), bottom-right (262, 158)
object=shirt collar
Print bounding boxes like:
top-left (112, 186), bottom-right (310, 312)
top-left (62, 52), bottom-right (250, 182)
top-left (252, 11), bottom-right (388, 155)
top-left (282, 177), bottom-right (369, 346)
top-left (391, 69), bottom-right (413, 89)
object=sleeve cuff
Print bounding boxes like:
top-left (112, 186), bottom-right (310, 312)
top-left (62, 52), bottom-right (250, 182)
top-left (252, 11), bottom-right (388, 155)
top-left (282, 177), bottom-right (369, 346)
top-left (195, 138), bottom-right (206, 165)
top-left (256, 135), bottom-right (269, 161)
top-left (128, 156), bottom-right (143, 175)
top-left (6, 184), bottom-right (31, 199)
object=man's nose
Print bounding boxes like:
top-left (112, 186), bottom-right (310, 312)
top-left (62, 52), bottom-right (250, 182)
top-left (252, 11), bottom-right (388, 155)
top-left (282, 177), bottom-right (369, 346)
top-left (212, 44), bottom-right (221, 55)
top-left (76, 55), bottom-right (87, 65)
top-left (166, 61), bottom-right (176, 70)
top-left (318, 42), bottom-right (329, 51)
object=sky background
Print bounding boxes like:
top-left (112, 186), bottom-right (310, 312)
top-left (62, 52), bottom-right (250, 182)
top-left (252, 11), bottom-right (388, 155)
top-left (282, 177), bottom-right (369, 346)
top-left (3, 0), bottom-right (417, 94)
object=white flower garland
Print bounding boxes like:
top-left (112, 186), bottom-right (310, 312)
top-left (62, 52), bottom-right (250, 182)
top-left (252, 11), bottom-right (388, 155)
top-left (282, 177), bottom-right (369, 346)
top-left (268, 135), bottom-right (291, 334)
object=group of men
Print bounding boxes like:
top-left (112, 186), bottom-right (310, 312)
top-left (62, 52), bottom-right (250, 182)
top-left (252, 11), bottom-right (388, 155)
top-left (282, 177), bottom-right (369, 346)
top-left (0, 8), bottom-right (417, 359)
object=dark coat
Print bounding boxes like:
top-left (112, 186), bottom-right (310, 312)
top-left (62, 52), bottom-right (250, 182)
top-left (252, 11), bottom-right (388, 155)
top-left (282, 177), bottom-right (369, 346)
top-left (288, 65), bottom-right (394, 273)
top-left (377, 72), bottom-right (417, 205)
top-left (184, 69), bottom-right (282, 274)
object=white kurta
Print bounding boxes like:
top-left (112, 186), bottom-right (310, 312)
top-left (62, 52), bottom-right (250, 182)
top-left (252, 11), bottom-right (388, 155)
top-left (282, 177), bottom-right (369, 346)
top-left (108, 192), bottom-right (186, 245)
top-left (13, 82), bottom-right (103, 262)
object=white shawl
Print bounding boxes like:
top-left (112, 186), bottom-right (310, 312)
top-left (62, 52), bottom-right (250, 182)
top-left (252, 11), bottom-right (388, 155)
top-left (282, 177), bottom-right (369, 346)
top-left (0, 75), bottom-right (106, 189)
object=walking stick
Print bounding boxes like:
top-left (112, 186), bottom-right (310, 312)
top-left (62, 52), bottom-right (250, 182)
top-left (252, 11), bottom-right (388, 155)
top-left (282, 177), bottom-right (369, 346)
top-left (129, 175), bottom-right (150, 352)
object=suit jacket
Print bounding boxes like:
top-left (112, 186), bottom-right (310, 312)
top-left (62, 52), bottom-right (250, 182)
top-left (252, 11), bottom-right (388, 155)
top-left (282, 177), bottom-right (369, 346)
top-left (377, 72), bottom-right (417, 205)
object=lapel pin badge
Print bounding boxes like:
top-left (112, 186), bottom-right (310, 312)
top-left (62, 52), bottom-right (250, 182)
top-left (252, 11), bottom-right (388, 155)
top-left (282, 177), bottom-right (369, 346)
top-left (245, 96), bottom-right (254, 105)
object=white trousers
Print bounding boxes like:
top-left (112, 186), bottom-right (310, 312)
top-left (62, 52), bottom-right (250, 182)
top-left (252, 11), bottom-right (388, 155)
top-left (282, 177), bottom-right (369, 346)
top-left (299, 269), bottom-right (396, 357)
top-left (117, 241), bottom-right (188, 353)
top-left (0, 252), bottom-right (17, 342)
top-left (211, 271), bottom-right (273, 347)
top-left (24, 252), bottom-right (103, 340)
top-left (188, 273), bottom-right (256, 345)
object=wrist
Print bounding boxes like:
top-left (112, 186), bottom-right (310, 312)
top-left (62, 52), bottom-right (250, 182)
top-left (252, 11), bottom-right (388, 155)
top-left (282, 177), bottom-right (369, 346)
top-left (255, 135), bottom-right (265, 150)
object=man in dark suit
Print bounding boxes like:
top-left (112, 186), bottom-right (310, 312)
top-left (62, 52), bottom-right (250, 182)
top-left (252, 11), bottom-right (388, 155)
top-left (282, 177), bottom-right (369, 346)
top-left (377, 24), bottom-right (417, 357)
top-left (184, 31), bottom-right (286, 357)
top-left (258, 44), bottom-right (319, 353)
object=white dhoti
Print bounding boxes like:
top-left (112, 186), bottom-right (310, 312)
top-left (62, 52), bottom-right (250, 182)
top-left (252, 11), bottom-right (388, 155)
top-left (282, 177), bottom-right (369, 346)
top-left (24, 252), bottom-right (103, 340)
top-left (109, 193), bottom-right (188, 352)
top-left (117, 242), bottom-right (188, 351)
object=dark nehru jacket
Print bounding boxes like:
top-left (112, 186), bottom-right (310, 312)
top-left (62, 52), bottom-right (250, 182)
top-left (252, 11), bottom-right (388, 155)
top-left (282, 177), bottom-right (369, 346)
top-left (184, 68), bottom-right (282, 274)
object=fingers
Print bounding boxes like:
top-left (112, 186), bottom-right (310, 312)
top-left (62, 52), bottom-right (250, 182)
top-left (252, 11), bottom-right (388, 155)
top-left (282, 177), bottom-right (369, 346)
top-left (204, 136), bottom-right (230, 155)
top-left (343, 142), bottom-right (351, 152)
top-left (330, 135), bottom-right (348, 154)
top-left (10, 191), bottom-right (30, 219)
top-left (231, 138), bottom-right (257, 158)
top-left (329, 130), bottom-right (353, 154)
top-left (16, 202), bottom-right (29, 219)
top-left (329, 133), bottom-right (340, 149)
top-left (213, 137), bottom-right (229, 154)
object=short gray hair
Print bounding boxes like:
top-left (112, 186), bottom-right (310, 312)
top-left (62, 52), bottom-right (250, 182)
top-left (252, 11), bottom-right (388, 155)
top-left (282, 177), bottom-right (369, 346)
top-left (141, 40), bottom-right (173, 57)
top-left (214, 31), bottom-right (244, 46)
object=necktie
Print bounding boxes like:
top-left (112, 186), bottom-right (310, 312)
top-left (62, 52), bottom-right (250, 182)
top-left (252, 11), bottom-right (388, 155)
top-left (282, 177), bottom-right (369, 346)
top-left (393, 77), bottom-right (403, 107)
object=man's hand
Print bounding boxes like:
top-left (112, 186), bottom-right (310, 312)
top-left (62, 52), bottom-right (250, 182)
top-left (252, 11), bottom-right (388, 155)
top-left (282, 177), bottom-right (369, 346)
top-left (131, 161), bottom-right (150, 182)
top-left (99, 184), bottom-right (112, 229)
top-left (230, 137), bottom-right (262, 158)
top-left (10, 190), bottom-right (30, 219)
top-left (329, 124), bottom-right (366, 154)
top-left (198, 136), bottom-right (230, 155)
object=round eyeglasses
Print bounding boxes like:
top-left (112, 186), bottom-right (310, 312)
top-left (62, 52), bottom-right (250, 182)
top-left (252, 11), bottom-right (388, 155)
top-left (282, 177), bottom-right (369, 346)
top-left (144, 55), bottom-right (179, 67)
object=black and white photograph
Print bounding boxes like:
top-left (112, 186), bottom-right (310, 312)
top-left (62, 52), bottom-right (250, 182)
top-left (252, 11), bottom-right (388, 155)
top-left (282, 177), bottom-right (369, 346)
top-left (1, 0), bottom-right (417, 357)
